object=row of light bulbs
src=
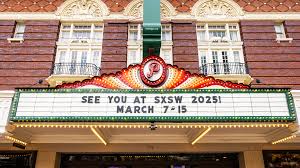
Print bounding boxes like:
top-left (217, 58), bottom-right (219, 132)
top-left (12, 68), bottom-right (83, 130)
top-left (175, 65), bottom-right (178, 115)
top-left (14, 123), bottom-right (290, 129)
top-left (6, 124), bottom-right (296, 146)
top-left (272, 135), bottom-right (297, 145)
top-left (4, 136), bottom-right (27, 146)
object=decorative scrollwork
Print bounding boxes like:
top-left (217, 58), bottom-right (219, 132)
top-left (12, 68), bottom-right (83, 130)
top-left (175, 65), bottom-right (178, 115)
top-left (56, 0), bottom-right (109, 18)
top-left (123, 0), bottom-right (176, 19)
top-left (192, 0), bottom-right (244, 18)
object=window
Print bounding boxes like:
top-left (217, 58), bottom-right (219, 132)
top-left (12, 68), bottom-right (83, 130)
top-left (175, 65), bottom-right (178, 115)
top-left (127, 24), bottom-right (173, 66)
top-left (229, 25), bottom-right (239, 41)
top-left (199, 51), bottom-right (207, 74)
top-left (55, 49), bottom-right (101, 75)
top-left (274, 23), bottom-right (286, 39)
top-left (233, 51), bottom-right (240, 62)
top-left (197, 23), bottom-right (246, 76)
top-left (197, 23), bottom-right (240, 42)
top-left (198, 50), bottom-right (246, 75)
top-left (127, 50), bottom-right (142, 66)
top-left (54, 23), bottom-right (103, 76)
top-left (59, 23), bottom-right (103, 42)
top-left (14, 22), bottom-right (25, 39)
top-left (161, 25), bottom-right (172, 41)
top-left (129, 24), bottom-right (142, 41)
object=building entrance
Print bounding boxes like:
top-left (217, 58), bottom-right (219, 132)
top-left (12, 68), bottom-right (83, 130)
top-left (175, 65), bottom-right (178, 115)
top-left (60, 153), bottom-right (239, 168)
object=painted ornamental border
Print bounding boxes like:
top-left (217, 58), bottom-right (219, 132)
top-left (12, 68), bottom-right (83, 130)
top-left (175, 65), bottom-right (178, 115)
top-left (9, 88), bottom-right (297, 123)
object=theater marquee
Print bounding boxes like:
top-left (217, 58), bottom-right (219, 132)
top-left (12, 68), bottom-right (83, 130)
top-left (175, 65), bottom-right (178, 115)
top-left (10, 89), bottom-right (296, 122)
top-left (8, 56), bottom-right (297, 122)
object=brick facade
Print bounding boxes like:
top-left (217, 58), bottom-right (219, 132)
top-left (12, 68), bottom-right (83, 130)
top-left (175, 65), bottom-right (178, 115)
top-left (240, 20), bottom-right (300, 89)
top-left (0, 20), bottom-right (59, 90)
top-left (0, 19), bottom-right (300, 89)
top-left (101, 21), bottom-right (128, 74)
top-left (172, 21), bottom-right (199, 74)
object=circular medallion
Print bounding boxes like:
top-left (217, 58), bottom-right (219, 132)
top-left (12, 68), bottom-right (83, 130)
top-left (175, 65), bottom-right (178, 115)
top-left (140, 56), bottom-right (167, 87)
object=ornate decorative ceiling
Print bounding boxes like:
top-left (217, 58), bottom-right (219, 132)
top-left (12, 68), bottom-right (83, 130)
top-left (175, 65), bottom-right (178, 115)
top-left (0, 0), bottom-right (299, 13)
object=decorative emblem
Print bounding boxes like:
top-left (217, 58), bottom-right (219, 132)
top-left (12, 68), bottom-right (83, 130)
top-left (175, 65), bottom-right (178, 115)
top-left (57, 0), bottom-right (109, 18)
top-left (191, 0), bottom-right (244, 18)
top-left (140, 56), bottom-right (167, 87)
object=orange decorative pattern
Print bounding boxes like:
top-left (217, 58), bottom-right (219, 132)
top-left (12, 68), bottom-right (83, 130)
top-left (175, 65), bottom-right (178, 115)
top-left (102, 0), bottom-right (131, 12)
top-left (0, 0), bottom-right (300, 12)
top-left (169, 0), bottom-right (300, 12)
top-left (57, 61), bottom-right (249, 89)
top-left (233, 0), bottom-right (300, 12)
top-left (0, 0), bottom-right (64, 12)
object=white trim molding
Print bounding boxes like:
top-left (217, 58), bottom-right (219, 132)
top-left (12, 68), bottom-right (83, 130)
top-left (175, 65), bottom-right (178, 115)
top-left (0, 90), bottom-right (15, 134)
top-left (123, 0), bottom-right (177, 21)
top-left (291, 90), bottom-right (300, 122)
top-left (0, 12), bottom-right (300, 21)
top-left (191, 0), bottom-right (244, 18)
top-left (55, 0), bottom-right (109, 20)
top-left (291, 90), bottom-right (300, 136)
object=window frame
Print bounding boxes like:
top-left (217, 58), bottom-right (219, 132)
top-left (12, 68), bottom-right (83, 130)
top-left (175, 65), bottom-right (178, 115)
top-left (274, 23), bottom-right (286, 39)
top-left (274, 22), bottom-right (293, 43)
top-left (14, 22), bottom-right (26, 39)
top-left (197, 22), bottom-right (246, 75)
top-left (55, 22), bottom-right (104, 74)
top-left (196, 23), bottom-right (241, 42)
top-left (198, 48), bottom-right (246, 75)
top-left (7, 21), bottom-right (26, 43)
top-left (127, 23), bottom-right (173, 66)
top-left (58, 23), bottom-right (104, 43)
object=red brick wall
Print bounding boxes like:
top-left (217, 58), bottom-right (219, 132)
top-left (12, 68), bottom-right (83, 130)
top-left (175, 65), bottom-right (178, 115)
top-left (101, 21), bottom-right (128, 74)
top-left (172, 22), bottom-right (199, 74)
top-left (0, 20), bottom-right (59, 90)
top-left (241, 20), bottom-right (300, 89)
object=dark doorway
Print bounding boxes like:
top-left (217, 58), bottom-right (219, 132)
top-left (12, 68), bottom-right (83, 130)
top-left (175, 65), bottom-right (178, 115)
top-left (263, 150), bottom-right (300, 168)
top-left (0, 151), bottom-right (37, 168)
top-left (60, 153), bottom-right (239, 168)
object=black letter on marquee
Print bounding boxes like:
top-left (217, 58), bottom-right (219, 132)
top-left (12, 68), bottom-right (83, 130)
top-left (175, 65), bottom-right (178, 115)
top-left (134, 106), bottom-right (141, 113)
top-left (154, 96), bottom-right (160, 103)
top-left (88, 96), bottom-right (93, 103)
top-left (81, 96), bottom-right (87, 103)
top-left (134, 96), bottom-right (140, 103)
top-left (125, 106), bottom-right (132, 113)
top-left (108, 96), bottom-right (113, 103)
top-left (121, 96), bottom-right (127, 103)
top-left (117, 106), bottom-right (124, 113)
top-left (149, 106), bottom-right (154, 113)
top-left (95, 96), bottom-right (100, 103)
top-left (141, 96), bottom-right (146, 103)
top-left (174, 96), bottom-right (183, 103)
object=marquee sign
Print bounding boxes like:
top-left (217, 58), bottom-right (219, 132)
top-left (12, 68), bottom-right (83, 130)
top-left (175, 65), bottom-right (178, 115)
top-left (10, 89), bottom-right (296, 122)
top-left (9, 56), bottom-right (297, 123)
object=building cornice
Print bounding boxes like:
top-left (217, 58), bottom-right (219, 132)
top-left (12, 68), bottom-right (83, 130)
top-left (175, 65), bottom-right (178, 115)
top-left (0, 12), bottom-right (300, 21)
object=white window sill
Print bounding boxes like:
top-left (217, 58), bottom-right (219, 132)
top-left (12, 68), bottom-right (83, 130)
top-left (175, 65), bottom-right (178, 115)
top-left (276, 38), bottom-right (293, 43)
top-left (56, 41), bottom-right (102, 46)
top-left (197, 41), bottom-right (243, 47)
top-left (7, 38), bottom-right (24, 43)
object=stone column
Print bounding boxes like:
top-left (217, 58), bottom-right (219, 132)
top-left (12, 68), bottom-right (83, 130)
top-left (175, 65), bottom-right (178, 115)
top-left (239, 151), bottom-right (265, 168)
top-left (35, 151), bottom-right (60, 168)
